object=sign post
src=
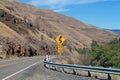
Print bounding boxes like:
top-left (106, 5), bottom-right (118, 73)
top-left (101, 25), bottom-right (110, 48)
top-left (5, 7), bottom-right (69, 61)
top-left (55, 34), bottom-right (65, 55)
top-left (57, 44), bottom-right (63, 55)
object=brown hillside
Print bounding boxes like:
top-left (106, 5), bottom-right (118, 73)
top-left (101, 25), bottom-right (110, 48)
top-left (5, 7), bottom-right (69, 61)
top-left (0, 0), bottom-right (118, 58)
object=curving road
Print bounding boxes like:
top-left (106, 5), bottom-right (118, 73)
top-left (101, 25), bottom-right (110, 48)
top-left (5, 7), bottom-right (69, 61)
top-left (0, 56), bottom-right (96, 80)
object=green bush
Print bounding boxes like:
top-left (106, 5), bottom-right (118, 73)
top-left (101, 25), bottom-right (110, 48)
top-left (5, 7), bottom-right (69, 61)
top-left (90, 38), bottom-right (120, 68)
top-left (77, 38), bottom-right (120, 68)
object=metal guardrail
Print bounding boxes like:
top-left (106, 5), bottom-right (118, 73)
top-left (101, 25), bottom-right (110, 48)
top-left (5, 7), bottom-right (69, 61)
top-left (44, 57), bottom-right (120, 80)
top-left (44, 61), bottom-right (120, 75)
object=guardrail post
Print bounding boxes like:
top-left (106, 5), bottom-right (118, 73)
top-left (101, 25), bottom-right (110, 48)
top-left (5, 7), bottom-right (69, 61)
top-left (62, 68), bottom-right (66, 73)
top-left (88, 71), bottom-right (91, 77)
top-left (73, 64), bottom-right (76, 75)
top-left (73, 69), bottom-right (76, 75)
top-left (108, 73), bottom-right (111, 80)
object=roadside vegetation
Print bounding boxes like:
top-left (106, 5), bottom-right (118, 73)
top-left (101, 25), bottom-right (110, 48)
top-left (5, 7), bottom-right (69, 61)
top-left (77, 38), bottom-right (120, 68)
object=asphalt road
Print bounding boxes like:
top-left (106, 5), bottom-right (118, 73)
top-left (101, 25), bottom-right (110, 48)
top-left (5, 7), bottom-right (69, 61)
top-left (0, 56), bottom-right (97, 80)
top-left (0, 56), bottom-right (45, 80)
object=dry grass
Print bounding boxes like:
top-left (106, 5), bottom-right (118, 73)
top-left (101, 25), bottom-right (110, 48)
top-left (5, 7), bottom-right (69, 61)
top-left (112, 75), bottom-right (120, 80)
top-left (0, 54), bottom-right (6, 59)
top-left (0, 0), bottom-right (117, 50)
top-left (0, 22), bottom-right (21, 38)
top-left (0, 0), bottom-right (118, 59)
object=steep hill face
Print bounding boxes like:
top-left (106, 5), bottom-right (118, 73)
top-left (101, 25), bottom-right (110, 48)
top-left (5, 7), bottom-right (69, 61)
top-left (0, 0), bottom-right (118, 58)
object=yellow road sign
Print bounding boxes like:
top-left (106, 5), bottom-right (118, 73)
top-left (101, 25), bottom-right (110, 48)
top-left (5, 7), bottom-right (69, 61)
top-left (55, 34), bottom-right (65, 44)
top-left (57, 44), bottom-right (63, 55)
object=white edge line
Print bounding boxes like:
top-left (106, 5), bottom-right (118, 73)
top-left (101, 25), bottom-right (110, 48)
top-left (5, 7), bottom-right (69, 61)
top-left (2, 61), bottom-right (43, 80)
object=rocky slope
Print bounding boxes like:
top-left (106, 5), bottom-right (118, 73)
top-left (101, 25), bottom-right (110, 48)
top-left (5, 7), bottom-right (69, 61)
top-left (0, 0), bottom-right (118, 58)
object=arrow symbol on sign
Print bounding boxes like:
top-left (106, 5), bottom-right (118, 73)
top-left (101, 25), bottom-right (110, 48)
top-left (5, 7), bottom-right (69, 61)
top-left (59, 36), bottom-right (62, 44)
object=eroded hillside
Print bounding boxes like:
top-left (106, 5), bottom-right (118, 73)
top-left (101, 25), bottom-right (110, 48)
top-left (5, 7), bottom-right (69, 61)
top-left (0, 0), bottom-right (118, 58)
